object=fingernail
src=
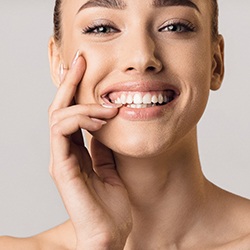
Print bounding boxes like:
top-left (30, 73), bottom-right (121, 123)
top-left (72, 50), bottom-right (80, 67)
top-left (102, 103), bottom-right (123, 109)
top-left (91, 118), bottom-right (107, 125)
top-left (59, 63), bottom-right (64, 83)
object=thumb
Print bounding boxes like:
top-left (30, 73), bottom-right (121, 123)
top-left (91, 138), bottom-right (123, 186)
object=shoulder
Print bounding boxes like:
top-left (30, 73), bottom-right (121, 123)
top-left (217, 233), bottom-right (250, 250)
top-left (218, 190), bottom-right (250, 248)
top-left (0, 220), bottom-right (76, 250)
top-left (223, 190), bottom-right (250, 231)
top-left (0, 236), bottom-right (40, 250)
top-left (35, 220), bottom-right (76, 250)
top-left (205, 184), bottom-right (250, 249)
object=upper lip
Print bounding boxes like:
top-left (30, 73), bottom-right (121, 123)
top-left (100, 80), bottom-right (181, 100)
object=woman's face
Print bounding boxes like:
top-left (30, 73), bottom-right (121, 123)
top-left (53, 0), bottom-right (224, 157)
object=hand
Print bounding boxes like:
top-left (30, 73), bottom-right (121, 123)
top-left (49, 52), bottom-right (132, 249)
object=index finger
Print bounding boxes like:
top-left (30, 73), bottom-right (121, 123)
top-left (49, 52), bottom-right (86, 115)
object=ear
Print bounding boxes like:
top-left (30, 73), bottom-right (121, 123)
top-left (48, 37), bottom-right (63, 87)
top-left (210, 35), bottom-right (225, 91)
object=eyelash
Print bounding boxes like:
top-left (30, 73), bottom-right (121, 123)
top-left (81, 21), bottom-right (195, 35)
top-left (82, 24), bottom-right (119, 35)
top-left (159, 21), bottom-right (196, 33)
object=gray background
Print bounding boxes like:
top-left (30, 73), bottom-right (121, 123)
top-left (0, 0), bottom-right (250, 237)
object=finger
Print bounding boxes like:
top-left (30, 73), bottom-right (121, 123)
top-left (51, 116), bottom-right (106, 163)
top-left (50, 116), bottom-right (100, 183)
top-left (49, 104), bottom-right (119, 149)
top-left (49, 52), bottom-right (86, 115)
top-left (49, 104), bottom-right (120, 127)
top-left (91, 138), bottom-right (124, 187)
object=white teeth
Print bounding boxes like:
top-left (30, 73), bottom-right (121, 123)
top-left (110, 91), bottom-right (173, 107)
top-left (126, 94), bottom-right (133, 104)
top-left (127, 104), bottom-right (152, 108)
top-left (121, 94), bottom-right (127, 104)
top-left (143, 93), bottom-right (152, 104)
top-left (115, 97), bottom-right (121, 104)
top-left (158, 94), bottom-right (164, 104)
top-left (151, 95), bottom-right (158, 104)
top-left (133, 93), bottom-right (143, 104)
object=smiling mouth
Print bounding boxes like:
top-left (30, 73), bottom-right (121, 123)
top-left (102, 90), bottom-right (176, 108)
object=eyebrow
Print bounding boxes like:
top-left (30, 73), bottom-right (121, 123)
top-left (77, 0), bottom-right (200, 14)
top-left (152, 0), bottom-right (200, 12)
top-left (77, 0), bottom-right (127, 13)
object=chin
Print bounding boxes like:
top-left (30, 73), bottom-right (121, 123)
top-left (93, 121), bottom-right (174, 159)
top-left (115, 142), bottom-right (168, 159)
top-left (110, 137), bottom-right (168, 159)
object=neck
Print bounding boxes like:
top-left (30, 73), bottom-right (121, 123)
top-left (114, 128), bottom-right (209, 247)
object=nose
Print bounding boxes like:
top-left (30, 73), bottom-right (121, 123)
top-left (119, 30), bottom-right (163, 75)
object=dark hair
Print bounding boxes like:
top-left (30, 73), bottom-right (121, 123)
top-left (53, 0), bottom-right (219, 44)
top-left (211, 0), bottom-right (219, 41)
top-left (53, 0), bottom-right (62, 44)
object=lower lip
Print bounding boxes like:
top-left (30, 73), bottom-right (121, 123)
top-left (117, 99), bottom-right (177, 121)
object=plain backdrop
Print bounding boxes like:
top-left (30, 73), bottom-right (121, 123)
top-left (0, 0), bottom-right (250, 237)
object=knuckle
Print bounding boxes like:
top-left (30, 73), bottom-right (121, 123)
top-left (49, 162), bottom-right (62, 182)
top-left (50, 123), bottom-right (62, 136)
top-left (49, 164), bottom-right (55, 179)
top-left (48, 104), bottom-right (54, 117)
top-left (50, 109), bottom-right (60, 125)
top-left (74, 114), bottom-right (83, 123)
top-left (49, 166), bottom-right (57, 181)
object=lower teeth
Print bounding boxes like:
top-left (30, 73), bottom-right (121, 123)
top-left (126, 102), bottom-right (167, 109)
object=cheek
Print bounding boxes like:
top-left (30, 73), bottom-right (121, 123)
top-left (161, 40), bottom-right (213, 138)
top-left (76, 43), bottom-right (116, 104)
top-left (168, 39), bottom-right (212, 84)
top-left (167, 39), bottom-right (213, 108)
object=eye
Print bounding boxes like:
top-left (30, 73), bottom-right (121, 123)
top-left (82, 24), bottom-right (119, 35)
top-left (159, 21), bottom-right (195, 33)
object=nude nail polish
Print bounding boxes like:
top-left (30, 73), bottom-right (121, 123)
top-left (59, 63), bottom-right (64, 83)
top-left (72, 50), bottom-right (80, 67)
top-left (102, 103), bottom-right (123, 109)
top-left (91, 118), bottom-right (107, 125)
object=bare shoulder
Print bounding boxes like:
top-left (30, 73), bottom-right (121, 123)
top-left (0, 220), bottom-right (76, 250)
top-left (0, 236), bottom-right (40, 250)
top-left (218, 189), bottom-right (250, 248)
top-left (202, 184), bottom-right (250, 249)
top-left (35, 220), bottom-right (76, 250)
top-left (228, 192), bottom-right (250, 229)
top-left (217, 233), bottom-right (250, 250)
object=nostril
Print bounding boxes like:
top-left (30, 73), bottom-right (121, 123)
top-left (147, 66), bottom-right (156, 72)
top-left (126, 66), bottom-right (156, 72)
top-left (127, 67), bottom-right (135, 71)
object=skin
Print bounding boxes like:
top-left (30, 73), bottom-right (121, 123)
top-left (1, 0), bottom-right (250, 249)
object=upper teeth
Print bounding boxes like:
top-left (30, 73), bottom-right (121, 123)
top-left (109, 91), bottom-right (171, 105)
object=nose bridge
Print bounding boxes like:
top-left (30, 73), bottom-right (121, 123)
top-left (121, 27), bottom-right (162, 73)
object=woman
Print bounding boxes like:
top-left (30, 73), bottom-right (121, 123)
top-left (1, 0), bottom-right (250, 249)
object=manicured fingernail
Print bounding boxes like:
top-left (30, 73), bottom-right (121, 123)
top-left (59, 63), bottom-right (64, 83)
top-left (72, 50), bottom-right (80, 67)
top-left (91, 118), bottom-right (107, 125)
top-left (102, 103), bottom-right (123, 109)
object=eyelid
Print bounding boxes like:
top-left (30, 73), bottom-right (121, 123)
top-left (81, 19), bottom-right (120, 35)
top-left (158, 18), bottom-right (196, 32)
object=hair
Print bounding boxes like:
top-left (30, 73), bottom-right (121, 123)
top-left (53, 0), bottom-right (62, 44)
top-left (211, 0), bottom-right (219, 41)
top-left (53, 0), bottom-right (219, 45)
